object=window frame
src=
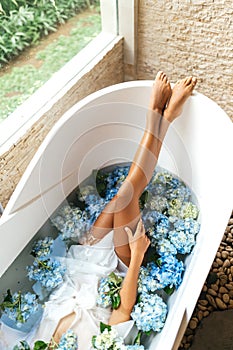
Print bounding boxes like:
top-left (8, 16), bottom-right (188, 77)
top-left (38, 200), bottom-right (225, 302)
top-left (0, 0), bottom-right (137, 155)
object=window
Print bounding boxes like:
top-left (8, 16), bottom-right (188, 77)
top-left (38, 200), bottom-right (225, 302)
top-left (0, 0), bottom-right (136, 154)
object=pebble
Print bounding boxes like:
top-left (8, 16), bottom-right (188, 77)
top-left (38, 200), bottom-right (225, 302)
top-left (207, 288), bottom-right (217, 296)
top-left (219, 286), bottom-right (228, 293)
top-left (189, 319), bottom-right (198, 330)
top-left (223, 293), bottom-right (230, 303)
top-left (216, 258), bottom-right (223, 266)
top-left (203, 310), bottom-right (209, 317)
top-left (225, 283), bottom-right (233, 290)
top-left (197, 310), bottom-right (203, 321)
top-left (222, 251), bottom-right (229, 259)
top-left (223, 259), bottom-right (230, 268)
top-left (211, 283), bottom-right (218, 291)
top-left (215, 297), bottom-right (227, 310)
top-left (197, 304), bottom-right (207, 311)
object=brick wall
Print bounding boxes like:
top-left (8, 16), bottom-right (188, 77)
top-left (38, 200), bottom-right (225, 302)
top-left (137, 0), bottom-right (233, 120)
top-left (0, 39), bottom-right (124, 208)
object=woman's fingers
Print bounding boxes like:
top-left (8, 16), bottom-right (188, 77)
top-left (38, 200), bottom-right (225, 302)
top-left (124, 226), bottom-right (133, 241)
top-left (135, 218), bottom-right (145, 238)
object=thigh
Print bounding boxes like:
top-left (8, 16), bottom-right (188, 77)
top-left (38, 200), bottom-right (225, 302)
top-left (113, 195), bottom-right (141, 267)
top-left (92, 196), bottom-right (117, 239)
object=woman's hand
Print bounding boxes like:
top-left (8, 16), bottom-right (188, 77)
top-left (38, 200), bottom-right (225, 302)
top-left (124, 219), bottom-right (150, 261)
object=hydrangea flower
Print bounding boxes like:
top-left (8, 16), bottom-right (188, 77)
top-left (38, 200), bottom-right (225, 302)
top-left (165, 185), bottom-right (191, 202)
top-left (131, 293), bottom-right (167, 333)
top-left (168, 218), bottom-right (200, 254)
top-left (0, 290), bottom-right (39, 327)
top-left (126, 346), bottom-right (144, 350)
top-left (157, 254), bottom-right (184, 290)
top-left (142, 211), bottom-right (171, 247)
top-left (96, 278), bottom-right (111, 308)
top-left (167, 198), bottom-right (183, 217)
top-left (180, 202), bottom-right (199, 219)
top-left (156, 237), bottom-right (177, 256)
top-left (27, 257), bottom-right (66, 291)
top-left (57, 329), bottom-right (78, 350)
top-left (138, 256), bottom-right (184, 294)
top-left (78, 184), bottom-right (97, 201)
top-left (51, 203), bottom-right (99, 242)
top-left (92, 327), bottom-right (125, 349)
top-left (151, 171), bottom-right (180, 190)
top-left (144, 196), bottom-right (168, 213)
top-left (97, 273), bottom-right (123, 309)
top-left (31, 236), bottom-right (54, 258)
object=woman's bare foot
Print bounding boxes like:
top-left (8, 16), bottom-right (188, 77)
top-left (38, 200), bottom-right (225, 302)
top-left (164, 76), bottom-right (197, 122)
top-left (149, 71), bottom-right (172, 115)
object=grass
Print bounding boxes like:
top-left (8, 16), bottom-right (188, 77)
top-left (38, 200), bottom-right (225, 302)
top-left (0, 8), bottom-right (101, 122)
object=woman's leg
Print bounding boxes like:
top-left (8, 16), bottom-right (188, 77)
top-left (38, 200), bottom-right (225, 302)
top-left (52, 76), bottom-right (197, 343)
top-left (92, 74), bottom-right (197, 266)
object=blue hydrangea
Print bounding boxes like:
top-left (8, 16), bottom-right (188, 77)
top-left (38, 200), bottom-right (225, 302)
top-left (31, 236), bottom-right (54, 258)
top-left (165, 185), bottom-right (191, 202)
top-left (131, 293), bottom-right (167, 332)
top-left (126, 346), bottom-right (145, 349)
top-left (96, 277), bottom-right (112, 308)
top-left (168, 217), bottom-right (200, 254)
top-left (97, 273), bottom-right (123, 309)
top-left (27, 257), bottom-right (66, 291)
top-left (57, 329), bottom-right (78, 350)
top-left (142, 211), bottom-right (171, 247)
top-left (1, 291), bottom-right (39, 327)
top-left (156, 237), bottom-right (177, 256)
top-left (138, 255), bottom-right (184, 294)
top-left (157, 254), bottom-right (184, 289)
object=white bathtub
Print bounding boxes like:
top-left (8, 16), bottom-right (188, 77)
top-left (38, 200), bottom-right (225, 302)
top-left (0, 81), bottom-right (232, 349)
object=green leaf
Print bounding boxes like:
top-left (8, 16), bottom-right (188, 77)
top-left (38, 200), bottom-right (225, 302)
top-left (33, 340), bottom-right (48, 350)
top-left (13, 341), bottom-right (30, 350)
top-left (92, 335), bottom-right (97, 347)
top-left (164, 285), bottom-right (175, 295)
top-left (100, 321), bottom-right (111, 333)
top-left (133, 330), bottom-right (142, 345)
top-left (144, 330), bottom-right (152, 336)
top-left (112, 294), bottom-right (121, 310)
top-left (108, 272), bottom-right (123, 285)
top-left (139, 190), bottom-right (149, 209)
top-left (4, 289), bottom-right (13, 303)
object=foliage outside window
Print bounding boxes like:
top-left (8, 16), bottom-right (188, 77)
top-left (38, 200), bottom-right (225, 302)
top-left (0, 0), bottom-right (99, 65)
top-left (0, 0), bottom-right (101, 122)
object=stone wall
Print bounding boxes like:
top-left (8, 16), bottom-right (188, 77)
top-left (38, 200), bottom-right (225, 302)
top-left (0, 39), bottom-right (124, 208)
top-left (137, 0), bottom-right (233, 120)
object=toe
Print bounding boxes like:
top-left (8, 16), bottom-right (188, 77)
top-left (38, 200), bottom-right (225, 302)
top-left (163, 73), bottom-right (168, 82)
top-left (156, 71), bottom-right (164, 80)
top-left (192, 77), bottom-right (197, 86)
top-left (184, 76), bottom-right (192, 85)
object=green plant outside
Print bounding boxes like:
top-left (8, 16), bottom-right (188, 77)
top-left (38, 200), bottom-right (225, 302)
top-left (0, 10), bottom-right (101, 122)
top-left (0, 1), bottom-right (99, 64)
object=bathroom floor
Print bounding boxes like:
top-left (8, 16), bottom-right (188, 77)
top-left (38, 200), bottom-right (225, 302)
top-left (190, 309), bottom-right (233, 350)
top-left (179, 212), bottom-right (233, 349)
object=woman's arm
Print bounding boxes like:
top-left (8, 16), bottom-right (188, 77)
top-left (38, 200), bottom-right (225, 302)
top-left (108, 219), bottom-right (150, 325)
